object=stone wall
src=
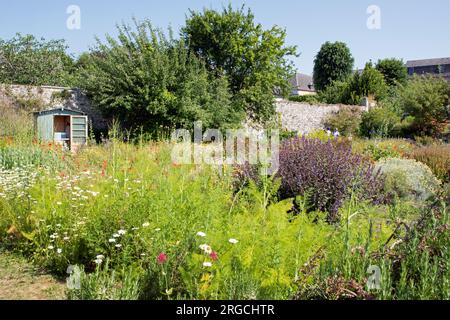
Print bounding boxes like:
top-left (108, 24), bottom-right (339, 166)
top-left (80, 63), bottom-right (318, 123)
top-left (0, 84), bottom-right (108, 131)
top-left (275, 100), bottom-right (367, 134)
top-left (1, 85), bottom-right (367, 135)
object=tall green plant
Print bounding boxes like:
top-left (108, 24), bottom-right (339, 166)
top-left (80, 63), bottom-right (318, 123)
top-left (183, 5), bottom-right (297, 123)
top-left (79, 19), bottom-right (243, 134)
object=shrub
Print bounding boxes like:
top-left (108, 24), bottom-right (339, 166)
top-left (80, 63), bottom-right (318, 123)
top-left (318, 63), bottom-right (388, 106)
top-left (375, 158), bottom-right (441, 203)
top-left (395, 75), bottom-right (450, 137)
top-left (324, 107), bottom-right (362, 136)
top-left (352, 139), bottom-right (415, 161)
top-left (306, 129), bottom-right (334, 142)
top-left (359, 107), bottom-right (402, 138)
top-left (318, 80), bottom-right (350, 104)
top-left (288, 95), bottom-right (321, 104)
top-left (409, 145), bottom-right (450, 182)
top-left (277, 137), bottom-right (385, 223)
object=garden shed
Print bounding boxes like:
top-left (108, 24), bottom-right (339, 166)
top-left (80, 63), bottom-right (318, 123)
top-left (33, 107), bottom-right (88, 151)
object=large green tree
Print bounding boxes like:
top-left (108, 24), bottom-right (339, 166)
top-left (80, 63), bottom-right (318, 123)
top-left (376, 58), bottom-right (408, 87)
top-left (182, 5), bottom-right (297, 122)
top-left (313, 41), bottom-right (354, 91)
top-left (79, 20), bottom-right (243, 133)
top-left (0, 33), bottom-right (75, 86)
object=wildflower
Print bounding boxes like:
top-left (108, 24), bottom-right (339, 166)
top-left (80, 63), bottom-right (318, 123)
top-left (203, 262), bottom-right (212, 268)
top-left (56, 202), bottom-right (62, 206)
top-left (94, 258), bottom-right (103, 265)
top-left (63, 237), bottom-right (70, 241)
top-left (96, 255), bottom-right (105, 260)
top-left (196, 232), bottom-right (207, 237)
top-left (157, 253), bottom-right (168, 264)
top-left (229, 239), bottom-right (239, 244)
top-left (132, 227), bottom-right (139, 231)
top-left (209, 251), bottom-right (219, 261)
top-left (199, 244), bottom-right (212, 254)
top-left (113, 234), bottom-right (120, 238)
top-left (48, 246), bottom-right (54, 250)
top-left (115, 244), bottom-right (122, 248)
top-left (142, 222), bottom-right (150, 228)
top-left (57, 249), bottom-right (63, 254)
top-left (108, 238), bottom-right (116, 243)
top-left (155, 228), bottom-right (161, 232)
top-left (118, 229), bottom-right (127, 236)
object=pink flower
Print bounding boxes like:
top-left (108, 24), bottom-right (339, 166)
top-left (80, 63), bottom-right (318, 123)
top-left (157, 253), bottom-right (168, 264)
top-left (209, 251), bottom-right (219, 261)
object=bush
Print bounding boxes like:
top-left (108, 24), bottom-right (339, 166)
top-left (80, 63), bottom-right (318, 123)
top-left (277, 137), bottom-right (385, 223)
top-left (409, 145), bottom-right (450, 182)
top-left (324, 107), bottom-right (362, 136)
top-left (375, 158), bottom-right (441, 203)
top-left (306, 129), bottom-right (334, 142)
top-left (359, 107), bottom-right (402, 138)
top-left (395, 75), bottom-right (450, 137)
top-left (318, 80), bottom-right (350, 104)
top-left (288, 95), bottom-right (321, 104)
top-left (352, 139), bottom-right (415, 161)
top-left (318, 63), bottom-right (388, 106)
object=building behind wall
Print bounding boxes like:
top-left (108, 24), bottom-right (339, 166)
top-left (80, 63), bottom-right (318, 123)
top-left (406, 57), bottom-right (450, 83)
top-left (289, 73), bottom-right (316, 96)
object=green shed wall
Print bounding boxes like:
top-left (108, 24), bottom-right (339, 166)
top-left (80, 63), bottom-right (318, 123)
top-left (36, 114), bottom-right (54, 142)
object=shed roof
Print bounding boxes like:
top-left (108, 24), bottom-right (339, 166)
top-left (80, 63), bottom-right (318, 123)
top-left (33, 107), bottom-right (86, 116)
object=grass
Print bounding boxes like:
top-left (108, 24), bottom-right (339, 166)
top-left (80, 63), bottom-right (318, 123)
top-left (0, 124), bottom-right (448, 300)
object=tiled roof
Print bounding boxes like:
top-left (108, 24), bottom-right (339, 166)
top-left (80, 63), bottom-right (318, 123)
top-left (290, 73), bottom-right (315, 92)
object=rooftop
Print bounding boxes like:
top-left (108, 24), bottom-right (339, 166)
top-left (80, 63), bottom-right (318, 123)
top-left (290, 73), bottom-right (315, 92)
top-left (406, 57), bottom-right (450, 68)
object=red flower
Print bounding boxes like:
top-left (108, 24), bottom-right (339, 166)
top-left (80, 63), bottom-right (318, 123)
top-left (209, 251), bottom-right (219, 261)
top-left (157, 253), bottom-right (168, 264)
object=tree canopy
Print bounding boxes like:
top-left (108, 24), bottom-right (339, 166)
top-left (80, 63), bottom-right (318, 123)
top-left (376, 58), bottom-right (408, 87)
top-left (182, 5), bottom-right (297, 122)
top-left (78, 20), bottom-right (244, 133)
top-left (313, 41), bottom-right (354, 92)
top-left (0, 33), bottom-right (75, 86)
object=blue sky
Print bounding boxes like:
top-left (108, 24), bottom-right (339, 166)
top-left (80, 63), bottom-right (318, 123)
top-left (1, 0), bottom-right (449, 74)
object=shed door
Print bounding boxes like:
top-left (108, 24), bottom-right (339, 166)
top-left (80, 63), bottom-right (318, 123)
top-left (70, 116), bottom-right (88, 145)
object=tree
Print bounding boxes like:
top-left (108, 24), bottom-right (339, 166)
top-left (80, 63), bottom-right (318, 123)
top-left (395, 75), bottom-right (450, 136)
top-left (350, 62), bottom-right (388, 103)
top-left (79, 20), bottom-right (243, 134)
top-left (182, 5), bottom-right (297, 122)
top-left (0, 33), bottom-right (74, 86)
top-left (376, 58), bottom-right (408, 87)
top-left (319, 62), bottom-right (387, 105)
top-left (313, 41), bottom-right (354, 91)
